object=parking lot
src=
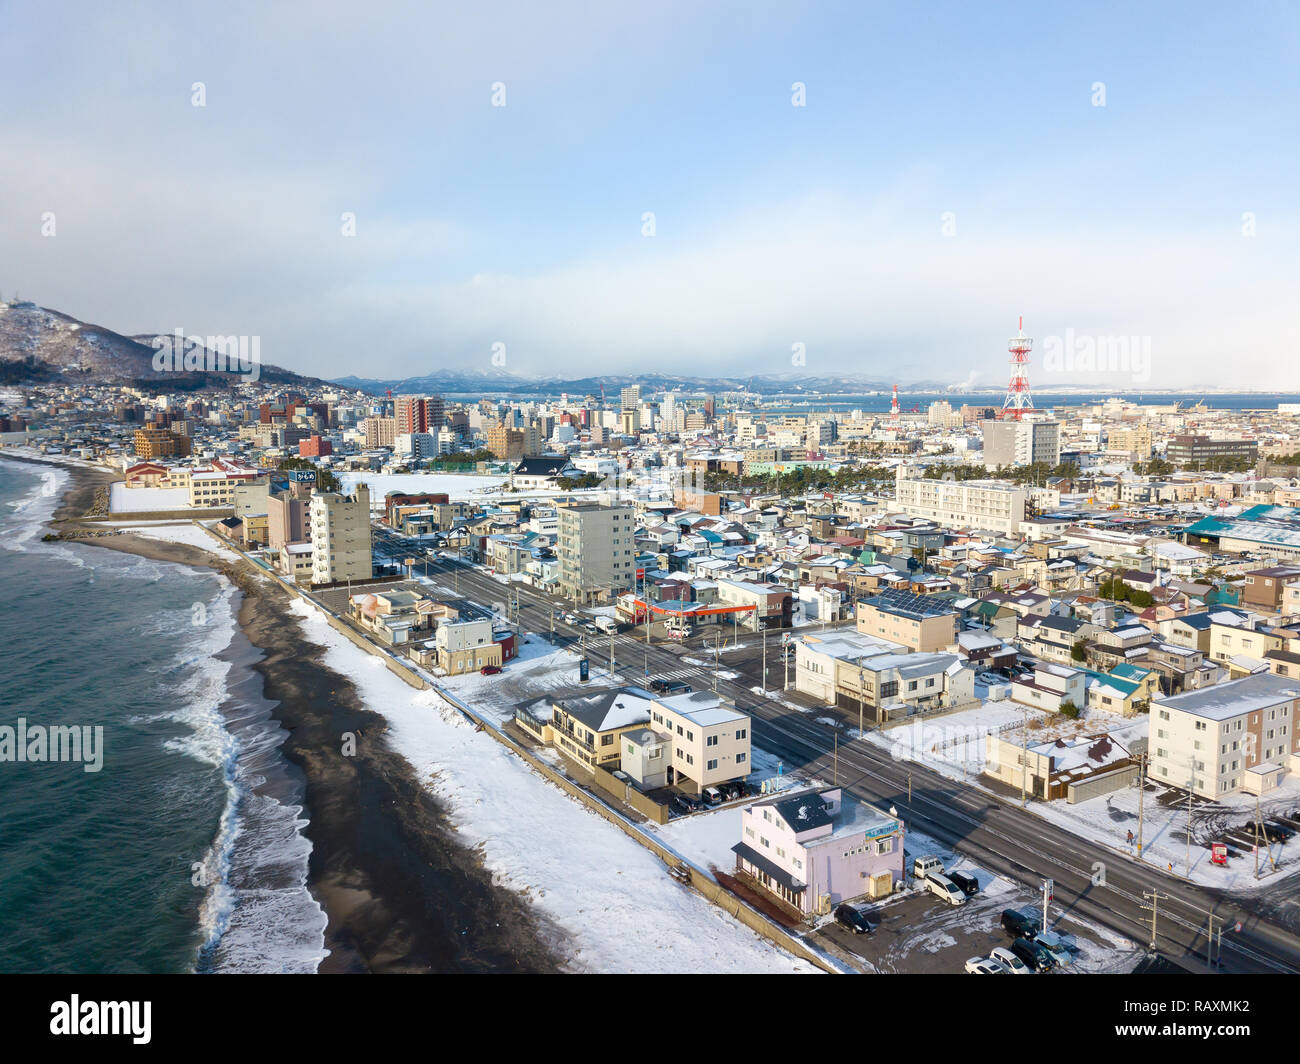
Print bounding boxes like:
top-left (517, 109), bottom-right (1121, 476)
top-left (814, 861), bottom-right (1143, 974)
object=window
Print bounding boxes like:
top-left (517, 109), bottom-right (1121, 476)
top-left (736, 752), bottom-right (746, 763)
top-left (707, 735), bottom-right (718, 747)
top-left (735, 728), bottom-right (747, 740)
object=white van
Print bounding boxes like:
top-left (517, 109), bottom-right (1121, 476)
top-left (913, 856), bottom-right (945, 880)
top-left (702, 786), bottom-right (724, 806)
top-left (924, 872), bottom-right (967, 906)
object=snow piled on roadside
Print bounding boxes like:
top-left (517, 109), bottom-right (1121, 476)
top-left (284, 595), bottom-right (818, 974)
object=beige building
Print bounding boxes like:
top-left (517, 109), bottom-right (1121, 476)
top-left (557, 502), bottom-right (636, 604)
top-left (309, 484), bottom-right (373, 585)
top-left (1151, 672), bottom-right (1300, 798)
top-left (981, 419), bottom-right (1061, 468)
top-left (362, 416), bottom-right (397, 449)
top-left (855, 590), bottom-right (958, 652)
top-left (893, 467), bottom-right (1027, 535)
top-left (434, 618), bottom-right (502, 675)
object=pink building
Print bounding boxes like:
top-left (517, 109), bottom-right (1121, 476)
top-left (732, 787), bottom-right (904, 913)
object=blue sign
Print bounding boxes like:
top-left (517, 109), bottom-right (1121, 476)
top-left (291, 470), bottom-right (317, 483)
top-left (579, 658), bottom-right (590, 682)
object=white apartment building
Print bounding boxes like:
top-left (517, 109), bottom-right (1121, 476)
top-left (1151, 672), bottom-right (1300, 798)
top-left (557, 502), bottom-right (636, 604)
top-left (309, 484), bottom-right (373, 585)
top-left (893, 467), bottom-right (1027, 535)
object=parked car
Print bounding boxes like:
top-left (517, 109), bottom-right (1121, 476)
top-left (649, 679), bottom-right (692, 695)
top-left (989, 946), bottom-right (1031, 974)
top-left (923, 873), bottom-right (966, 906)
top-left (1033, 930), bottom-right (1075, 967)
top-left (1001, 908), bottom-right (1039, 939)
top-left (479, 665), bottom-right (502, 675)
top-left (947, 870), bottom-right (980, 897)
top-left (965, 956), bottom-right (1007, 974)
top-left (834, 904), bottom-right (878, 935)
top-left (721, 780), bottom-right (746, 801)
top-left (1265, 820), bottom-right (1295, 841)
top-left (1009, 936), bottom-right (1056, 972)
top-left (913, 855), bottom-right (945, 880)
top-left (671, 794), bottom-right (700, 816)
top-left (702, 786), bottom-right (724, 805)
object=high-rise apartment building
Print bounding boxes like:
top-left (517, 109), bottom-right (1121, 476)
top-left (394, 394), bottom-right (445, 435)
top-left (981, 419), bottom-right (1061, 468)
top-left (309, 484), bottom-right (373, 585)
top-left (362, 416), bottom-right (397, 449)
top-left (557, 502), bottom-right (636, 604)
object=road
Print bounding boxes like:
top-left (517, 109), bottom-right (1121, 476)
top-left (372, 527), bottom-right (1300, 973)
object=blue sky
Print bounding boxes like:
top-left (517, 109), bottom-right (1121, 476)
top-left (2, 1), bottom-right (1298, 387)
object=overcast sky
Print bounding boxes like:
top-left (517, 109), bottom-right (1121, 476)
top-left (3, 1), bottom-right (1298, 389)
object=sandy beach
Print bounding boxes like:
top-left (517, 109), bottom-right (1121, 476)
top-left (17, 453), bottom-right (565, 973)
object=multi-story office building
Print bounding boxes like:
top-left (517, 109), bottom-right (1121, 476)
top-left (1151, 671), bottom-right (1300, 798)
top-left (981, 418), bottom-right (1061, 468)
top-left (309, 484), bottom-right (373, 585)
top-left (557, 502), bottom-right (636, 604)
top-left (893, 467), bottom-right (1027, 535)
top-left (1166, 434), bottom-right (1258, 467)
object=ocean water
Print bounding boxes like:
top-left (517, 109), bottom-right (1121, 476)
top-left (0, 458), bottom-right (327, 973)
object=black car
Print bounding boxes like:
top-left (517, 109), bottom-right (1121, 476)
top-left (948, 870), bottom-right (980, 897)
top-left (649, 679), bottom-right (692, 695)
top-left (833, 904), bottom-right (878, 935)
top-left (1009, 936), bottom-right (1055, 972)
top-left (1001, 908), bottom-right (1038, 939)
top-left (721, 780), bottom-right (746, 801)
top-left (1265, 820), bottom-right (1294, 841)
top-left (671, 794), bottom-right (700, 816)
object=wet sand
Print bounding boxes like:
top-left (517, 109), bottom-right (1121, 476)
top-left (15, 453), bottom-right (566, 973)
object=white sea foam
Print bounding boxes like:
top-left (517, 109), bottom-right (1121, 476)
top-left (0, 457), bottom-right (327, 973)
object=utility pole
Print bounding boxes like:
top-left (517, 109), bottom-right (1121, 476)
top-left (1140, 890), bottom-right (1168, 951)
top-left (858, 661), bottom-right (865, 740)
top-left (1020, 708), bottom-right (1029, 807)
top-left (1041, 878), bottom-right (1052, 935)
top-left (1136, 752), bottom-right (1146, 859)
top-left (1186, 779), bottom-right (1194, 880)
top-left (833, 730), bottom-right (838, 785)
top-left (1205, 908), bottom-right (1218, 971)
top-left (761, 630), bottom-right (767, 695)
top-left (609, 630), bottom-right (615, 678)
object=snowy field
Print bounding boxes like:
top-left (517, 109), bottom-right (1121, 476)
top-left (283, 595), bottom-right (818, 973)
top-left (868, 699), bottom-right (1300, 891)
top-left (108, 483), bottom-right (191, 512)
top-left (337, 472), bottom-right (508, 505)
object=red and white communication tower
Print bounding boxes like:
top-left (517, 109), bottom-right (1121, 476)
top-left (890, 383), bottom-right (900, 422)
top-left (1001, 316), bottom-right (1033, 420)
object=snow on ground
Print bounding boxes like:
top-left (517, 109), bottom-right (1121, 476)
top-left (337, 472), bottom-right (508, 505)
top-left (109, 483), bottom-right (191, 512)
top-left (869, 699), bottom-right (1300, 892)
top-left (118, 521), bottom-right (244, 563)
top-left (284, 596), bottom-right (817, 973)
